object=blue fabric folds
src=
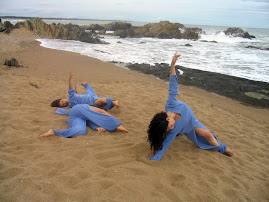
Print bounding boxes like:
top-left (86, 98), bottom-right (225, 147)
top-left (54, 104), bottom-right (121, 138)
top-left (67, 83), bottom-right (115, 110)
top-left (149, 74), bottom-right (227, 161)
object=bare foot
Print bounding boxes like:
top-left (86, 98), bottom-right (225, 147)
top-left (97, 127), bottom-right (106, 133)
top-left (116, 125), bottom-right (128, 133)
top-left (40, 129), bottom-right (55, 137)
top-left (113, 100), bottom-right (120, 108)
top-left (81, 82), bottom-right (87, 86)
top-left (224, 149), bottom-right (237, 157)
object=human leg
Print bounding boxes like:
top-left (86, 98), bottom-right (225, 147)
top-left (94, 97), bottom-right (107, 107)
top-left (85, 106), bottom-right (124, 131)
top-left (82, 83), bottom-right (97, 95)
top-left (112, 100), bottom-right (120, 108)
top-left (94, 98), bottom-right (120, 109)
top-left (195, 127), bottom-right (236, 157)
top-left (195, 127), bottom-right (219, 146)
top-left (88, 106), bottom-right (113, 116)
top-left (224, 149), bottom-right (237, 157)
top-left (40, 129), bottom-right (55, 137)
top-left (116, 125), bottom-right (128, 133)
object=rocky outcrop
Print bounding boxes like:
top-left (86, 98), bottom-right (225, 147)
top-left (181, 27), bottom-right (202, 39)
top-left (126, 63), bottom-right (269, 107)
top-left (19, 18), bottom-right (105, 44)
top-left (103, 22), bottom-right (132, 31)
top-left (246, 45), bottom-right (269, 51)
top-left (0, 21), bottom-right (15, 34)
top-left (4, 58), bottom-right (20, 67)
top-left (144, 21), bottom-right (183, 39)
top-left (85, 21), bottom-right (202, 40)
top-left (224, 27), bottom-right (255, 39)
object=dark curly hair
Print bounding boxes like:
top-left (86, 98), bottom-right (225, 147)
top-left (51, 99), bottom-right (61, 107)
top-left (148, 112), bottom-right (168, 153)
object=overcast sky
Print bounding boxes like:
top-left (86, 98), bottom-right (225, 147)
top-left (1, 0), bottom-right (269, 28)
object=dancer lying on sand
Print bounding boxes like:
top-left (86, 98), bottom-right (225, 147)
top-left (51, 70), bottom-right (120, 110)
top-left (148, 52), bottom-right (236, 160)
top-left (41, 104), bottom-right (128, 138)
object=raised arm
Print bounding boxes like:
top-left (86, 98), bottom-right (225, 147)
top-left (170, 52), bottom-right (181, 75)
top-left (69, 70), bottom-right (73, 90)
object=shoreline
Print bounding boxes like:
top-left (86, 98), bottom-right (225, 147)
top-left (1, 28), bottom-right (269, 201)
top-left (124, 62), bottom-right (269, 108)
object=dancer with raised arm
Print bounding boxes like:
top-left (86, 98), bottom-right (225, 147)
top-left (41, 104), bottom-right (128, 138)
top-left (51, 70), bottom-right (120, 110)
top-left (148, 52), bottom-right (236, 160)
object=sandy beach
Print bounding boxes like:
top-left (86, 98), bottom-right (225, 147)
top-left (0, 27), bottom-right (269, 201)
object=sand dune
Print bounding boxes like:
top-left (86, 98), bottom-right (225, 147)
top-left (0, 28), bottom-right (269, 201)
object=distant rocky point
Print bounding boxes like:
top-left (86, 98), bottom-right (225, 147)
top-left (0, 17), bottom-right (105, 44)
top-left (224, 27), bottom-right (255, 39)
top-left (83, 21), bottom-right (202, 40)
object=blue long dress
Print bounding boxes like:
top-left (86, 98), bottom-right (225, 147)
top-left (67, 83), bottom-right (115, 110)
top-left (149, 74), bottom-right (227, 160)
top-left (54, 104), bottom-right (122, 138)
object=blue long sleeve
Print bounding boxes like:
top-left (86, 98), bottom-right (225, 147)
top-left (148, 131), bottom-right (178, 161)
top-left (56, 108), bottom-right (70, 115)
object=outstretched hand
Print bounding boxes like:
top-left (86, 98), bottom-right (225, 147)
top-left (171, 52), bottom-right (181, 66)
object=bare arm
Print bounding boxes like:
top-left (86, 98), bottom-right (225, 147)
top-left (69, 70), bottom-right (73, 90)
top-left (170, 52), bottom-right (181, 75)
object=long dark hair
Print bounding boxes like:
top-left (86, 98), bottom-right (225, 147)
top-left (147, 112), bottom-right (168, 153)
top-left (51, 99), bottom-right (61, 107)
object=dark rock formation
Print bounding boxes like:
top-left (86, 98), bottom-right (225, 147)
top-left (200, 40), bottom-right (218, 43)
top-left (145, 21), bottom-right (182, 39)
top-left (0, 21), bottom-right (14, 34)
top-left (19, 18), bottom-right (105, 44)
top-left (126, 63), bottom-right (269, 107)
top-left (246, 45), bottom-right (269, 51)
top-left (184, 43), bottom-right (192, 47)
top-left (81, 24), bottom-right (104, 31)
top-left (103, 22), bottom-right (132, 31)
top-left (181, 27), bottom-right (202, 40)
top-left (85, 21), bottom-right (202, 40)
top-left (224, 27), bottom-right (255, 39)
top-left (4, 58), bottom-right (20, 67)
top-left (29, 82), bottom-right (39, 88)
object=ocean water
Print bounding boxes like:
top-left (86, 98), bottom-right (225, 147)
top-left (4, 18), bottom-right (269, 83)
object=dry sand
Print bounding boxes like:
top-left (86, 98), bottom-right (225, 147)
top-left (0, 28), bottom-right (269, 201)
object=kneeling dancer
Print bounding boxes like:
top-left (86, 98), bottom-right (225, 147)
top-left (148, 52), bottom-right (236, 160)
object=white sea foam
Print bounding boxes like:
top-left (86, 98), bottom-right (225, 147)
top-left (36, 23), bottom-right (269, 83)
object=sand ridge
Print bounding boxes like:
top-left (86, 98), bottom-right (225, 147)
top-left (0, 28), bottom-right (269, 201)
